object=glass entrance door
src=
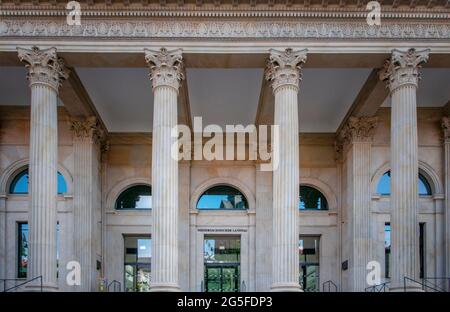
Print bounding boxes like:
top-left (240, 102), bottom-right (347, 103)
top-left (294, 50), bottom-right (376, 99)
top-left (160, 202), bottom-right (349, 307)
top-left (204, 265), bottom-right (240, 292)
top-left (299, 236), bottom-right (320, 292)
top-left (124, 236), bottom-right (151, 292)
top-left (204, 236), bottom-right (240, 292)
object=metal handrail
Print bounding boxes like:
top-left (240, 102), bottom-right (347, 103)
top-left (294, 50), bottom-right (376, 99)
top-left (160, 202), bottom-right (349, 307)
top-left (365, 282), bottom-right (390, 292)
top-left (3, 276), bottom-right (43, 292)
top-left (403, 276), bottom-right (443, 292)
top-left (322, 280), bottom-right (337, 292)
top-left (107, 280), bottom-right (121, 292)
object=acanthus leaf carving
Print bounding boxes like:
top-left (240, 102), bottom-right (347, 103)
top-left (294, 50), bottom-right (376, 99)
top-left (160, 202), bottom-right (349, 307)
top-left (17, 46), bottom-right (69, 91)
top-left (144, 47), bottom-right (184, 91)
top-left (265, 48), bottom-right (308, 92)
top-left (379, 48), bottom-right (430, 92)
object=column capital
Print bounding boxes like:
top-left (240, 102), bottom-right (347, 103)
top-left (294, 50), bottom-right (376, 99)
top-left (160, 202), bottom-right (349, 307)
top-left (442, 116), bottom-right (450, 143)
top-left (379, 48), bottom-right (430, 92)
top-left (265, 48), bottom-right (307, 93)
top-left (17, 46), bottom-right (69, 91)
top-left (144, 47), bottom-right (184, 91)
top-left (70, 116), bottom-right (98, 141)
top-left (338, 116), bottom-right (378, 145)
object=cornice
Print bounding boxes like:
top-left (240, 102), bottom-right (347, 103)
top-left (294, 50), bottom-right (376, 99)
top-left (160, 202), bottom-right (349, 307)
top-left (0, 4), bottom-right (449, 19)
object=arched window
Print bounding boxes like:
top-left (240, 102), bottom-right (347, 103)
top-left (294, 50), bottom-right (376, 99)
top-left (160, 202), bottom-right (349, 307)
top-left (299, 185), bottom-right (328, 210)
top-left (376, 171), bottom-right (432, 196)
top-left (9, 169), bottom-right (68, 194)
top-left (197, 185), bottom-right (248, 210)
top-left (115, 185), bottom-right (152, 210)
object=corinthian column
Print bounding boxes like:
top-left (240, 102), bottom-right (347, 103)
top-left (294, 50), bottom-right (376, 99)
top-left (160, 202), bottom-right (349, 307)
top-left (71, 116), bottom-right (103, 291)
top-left (441, 117), bottom-right (450, 284)
top-left (379, 48), bottom-right (429, 291)
top-left (18, 46), bottom-right (69, 290)
top-left (338, 116), bottom-right (378, 291)
top-left (265, 48), bottom-right (307, 292)
top-left (145, 48), bottom-right (184, 292)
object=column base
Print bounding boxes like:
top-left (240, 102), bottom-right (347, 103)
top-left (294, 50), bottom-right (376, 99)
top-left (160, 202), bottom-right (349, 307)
top-left (150, 283), bottom-right (181, 292)
top-left (270, 282), bottom-right (302, 292)
top-left (389, 285), bottom-right (423, 292)
top-left (25, 282), bottom-right (58, 292)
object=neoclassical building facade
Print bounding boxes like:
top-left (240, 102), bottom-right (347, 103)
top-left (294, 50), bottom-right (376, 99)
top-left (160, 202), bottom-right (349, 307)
top-left (0, 1), bottom-right (449, 292)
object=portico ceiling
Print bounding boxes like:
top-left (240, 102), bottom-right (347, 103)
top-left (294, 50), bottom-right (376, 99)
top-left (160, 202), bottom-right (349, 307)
top-left (1, 65), bottom-right (450, 133)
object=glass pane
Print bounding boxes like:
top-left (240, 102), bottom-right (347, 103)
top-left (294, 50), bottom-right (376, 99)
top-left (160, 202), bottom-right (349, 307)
top-left (136, 265), bottom-right (151, 292)
top-left (377, 172), bottom-right (391, 195)
top-left (137, 239), bottom-right (151, 264)
top-left (17, 223), bottom-right (28, 278)
top-left (197, 185), bottom-right (248, 210)
top-left (10, 170), bottom-right (28, 194)
top-left (299, 186), bottom-right (328, 210)
top-left (377, 171), bottom-right (433, 196)
top-left (418, 174), bottom-right (432, 196)
top-left (299, 236), bottom-right (320, 264)
top-left (116, 185), bottom-right (152, 209)
top-left (205, 267), bottom-right (221, 292)
top-left (124, 265), bottom-right (136, 292)
top-left (204, 237), bottom-right (240, 264)
top-left (385, 223), bottom-right (391, 278)
top-left (124, 236), bottom-right (151, 292)
top-left (10, 169), bottom-right (67, 194)
top-left (222, 267), bottom-right (239, 292)
top-left (57, 172), bottom-right (67, 194)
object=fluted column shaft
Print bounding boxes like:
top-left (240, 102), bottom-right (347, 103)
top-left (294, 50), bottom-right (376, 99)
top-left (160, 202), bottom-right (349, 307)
top-left (145, 48), bottom-right (184, 291)
top-left (441, 117), bottom-right (450, 284)
top-left (18, 46), bottom-right (68, 290)
top-left (266, 48), bottom-right (307, 291)
top-left (71, 117), bottom-right (102, 291)
top-left (380, 48), bottom-right (429, 291)
top-left (29, 83), bottom-right (59, 289)
top-left (338, 116), bottom-right (377, 291)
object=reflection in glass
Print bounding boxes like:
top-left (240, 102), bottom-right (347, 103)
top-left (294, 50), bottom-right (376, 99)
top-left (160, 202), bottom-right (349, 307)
top-left (376, 171), bottom-right (432, 196)
top-left (17, 222), bottom-right (60, 279)
top-left (299, 236), bottom-right (320, 291)
top-left (384, 223), bottom-right (391, 279)
top-left (116, 185), bottom-right (152, 210)
top-left (17, 223), bottom-right (28, 278)
top-left (9, 169), bottom-right (68, 194)
top-left (124, 236), bottom-right (151, 292)
top-left (204, 236), bottom-right (240, 292)
top-left (197, 185), bottom-right (248, 210)
top-left (299, 186), bottom-right (328, 210)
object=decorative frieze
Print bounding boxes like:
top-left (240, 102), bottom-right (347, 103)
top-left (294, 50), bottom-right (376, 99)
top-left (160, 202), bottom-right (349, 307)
top-left (144, 48), bottom-right (184, 91)
top-left (265, 48), bottom-right (307, 92)
top-left (17, 46), bottom-right (69, 91)
top-left (1, 20), bottom-right (449, 41)
top-left (379, 48), bottom-right (430, 92)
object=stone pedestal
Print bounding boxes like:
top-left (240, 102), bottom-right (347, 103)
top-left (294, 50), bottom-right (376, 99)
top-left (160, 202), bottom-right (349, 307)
top-left (18, 46), bottom-right (69, 290)
top-left (380, 48), bottom-right (429, 291)
top-left (265, 48), bottom-right (307, 292)
top-left (71, 116), bottom-right (103, 291)
top-left (145, 48), bottom-right (184, 292)
top-left (338, 116), bottom-right (378, 291)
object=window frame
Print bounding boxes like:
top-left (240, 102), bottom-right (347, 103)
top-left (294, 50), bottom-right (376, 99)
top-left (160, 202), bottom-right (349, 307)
top-left (115, 184), bottom-right (152, 210)
top-left (196, 184), bottom-right (249, 211)
top-left (8, 168), bottom-right (68, 195)
top-left (376, 170), bottom-right (433, 197)
top-left (299, 185), bottom-right (329, 211)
